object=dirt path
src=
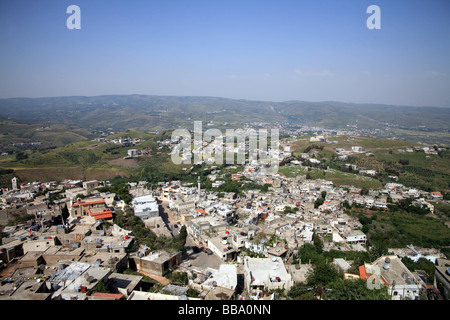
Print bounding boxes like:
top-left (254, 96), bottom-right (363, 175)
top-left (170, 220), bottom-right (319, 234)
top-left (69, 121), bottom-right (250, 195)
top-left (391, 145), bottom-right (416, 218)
top-left (138, 270), bottom-right (170, 285)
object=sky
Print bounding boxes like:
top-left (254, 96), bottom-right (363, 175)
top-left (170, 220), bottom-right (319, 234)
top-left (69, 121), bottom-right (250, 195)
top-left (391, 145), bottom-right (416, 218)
top-left (0, 0), bottom-right (449, 107)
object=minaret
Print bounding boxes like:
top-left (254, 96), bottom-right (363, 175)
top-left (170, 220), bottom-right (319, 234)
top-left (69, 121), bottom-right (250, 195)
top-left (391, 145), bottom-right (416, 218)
top-left (197, 176), bottom-right (201, 201)
top-left (12, 177), bottom-right (18, 190)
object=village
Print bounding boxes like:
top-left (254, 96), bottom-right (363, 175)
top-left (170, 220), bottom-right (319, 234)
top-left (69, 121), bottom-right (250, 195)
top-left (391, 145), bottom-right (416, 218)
top-left (1, 146), bottom-right (449, 300)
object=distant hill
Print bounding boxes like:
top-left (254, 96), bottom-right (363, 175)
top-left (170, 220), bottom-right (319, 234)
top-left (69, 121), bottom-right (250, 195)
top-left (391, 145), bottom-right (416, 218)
top-left (0, 117), bottom-right (95, 151)
top-left (0, 95), bottom-right (448, 144)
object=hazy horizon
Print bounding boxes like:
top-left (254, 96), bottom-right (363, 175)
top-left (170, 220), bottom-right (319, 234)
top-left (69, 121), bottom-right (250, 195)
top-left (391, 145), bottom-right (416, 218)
top-left (1, 0), bottom-right (449, 108)
top-left (0, 93), bottom-right (449, 110)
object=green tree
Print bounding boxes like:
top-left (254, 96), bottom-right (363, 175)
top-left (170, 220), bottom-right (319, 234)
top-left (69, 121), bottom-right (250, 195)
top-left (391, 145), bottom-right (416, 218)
top-left (178, 225), bottom-right (187, 249)
top-left (287, 284), bottom-right (314, 300)
top-left (314, 197), bottom-right (324, 208)
top-left (307, 261), bottom-right (340, 287)
top-left (15, 151), bottom-right (28, 161)
top-left (323, 279), bottom-right (390, 300)
top-left (61, 203), bottom-right (70, 222)
top-left (313, 233), bottom-right (323, 254)
top-left (92, 280), bottom-right (110, 294)
top-left (298, 243), bottom-right (324, 265)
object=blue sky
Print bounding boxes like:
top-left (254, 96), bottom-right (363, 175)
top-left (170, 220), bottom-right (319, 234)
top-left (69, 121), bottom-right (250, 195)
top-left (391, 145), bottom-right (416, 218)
top-left (0, 0), bottom-right (449, 107)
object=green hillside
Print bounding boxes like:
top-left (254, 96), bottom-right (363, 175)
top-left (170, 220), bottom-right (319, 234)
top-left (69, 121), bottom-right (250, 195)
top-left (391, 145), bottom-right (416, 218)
top-left (0, 95), bottom-right (448, 145)
top-left (286, 135), bottom-right (449, 193)
top-left (0, 118), bottom-right (94, 151)
top-left (0, 130), bottom-right (161, 184)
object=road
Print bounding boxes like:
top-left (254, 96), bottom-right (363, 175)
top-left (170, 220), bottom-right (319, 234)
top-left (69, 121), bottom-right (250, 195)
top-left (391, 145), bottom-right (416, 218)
top-left (183, 234), bottom-right (222, 271)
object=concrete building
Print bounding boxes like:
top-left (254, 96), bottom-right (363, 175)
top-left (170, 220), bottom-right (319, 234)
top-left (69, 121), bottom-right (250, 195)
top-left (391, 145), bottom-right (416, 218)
top-left (207, 235), bottom-right (238, 261)
top-left (48, 262), bottom-right (112, 300)
top-left (128, 290), bottom-right (200, 300)
top-left (127, 149), bottom-right (139, 157)
top-left (243, 256), bottom-right (293, 298)
top-left (131, 194), bottom-right (159, 219)
top-left (360, 255), bottom-right (420, 300)
top-left (104, 272), bottom-right (143, 297)
top-left (132, 250), bottom-right (182, 276)
top-left (201, 264), bottom-right (238, 300)
top-left (70, 197), bottom-right (113, 221)
top-left (333, 258), bottom-right (352, 273)
top-left (352, 146), bottom-right (365, 153)
top-left (434, 259), bottom-right (450, 299)
top-left (82, 180), bottom-right (99, 190)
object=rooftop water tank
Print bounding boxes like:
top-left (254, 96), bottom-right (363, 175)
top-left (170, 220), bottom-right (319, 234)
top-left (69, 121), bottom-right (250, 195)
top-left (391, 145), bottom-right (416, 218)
top-left (382, 257), bottom-right (391, 271)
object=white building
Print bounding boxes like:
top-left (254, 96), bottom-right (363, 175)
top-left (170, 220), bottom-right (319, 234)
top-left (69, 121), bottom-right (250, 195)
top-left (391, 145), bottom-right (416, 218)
top-left (361, 255), bottom-right (421, 300)
top-left (127, 149), bottom-right (139, 157)
top-left (344, 230), bottom-right (367, 244)
top-left (243, 257), bottom-right (293, 298)
top-left (202, 264), bottom-right (238, 292)
top-left (131, 194), bottom-right (159, 219)
top-left (352, 146), bottom-right (365, 153)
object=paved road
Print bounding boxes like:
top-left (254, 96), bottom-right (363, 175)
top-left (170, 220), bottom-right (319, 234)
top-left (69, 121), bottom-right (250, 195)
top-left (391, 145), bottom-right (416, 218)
top-left (184, 235), bottom-right (221, 270)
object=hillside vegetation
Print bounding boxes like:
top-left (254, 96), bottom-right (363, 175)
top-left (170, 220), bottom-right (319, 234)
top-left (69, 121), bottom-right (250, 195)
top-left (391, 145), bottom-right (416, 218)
top-left (286, 135), bottom-right (449, 192)
top-left (0, 95), bottom-right (448, 144)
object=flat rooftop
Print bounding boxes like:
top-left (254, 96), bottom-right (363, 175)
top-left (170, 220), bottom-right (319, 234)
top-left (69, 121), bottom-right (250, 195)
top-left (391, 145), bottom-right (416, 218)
top-left (141, 251), bottom-right (180, 264)
top-left (245, 257), bottom-right (290, 285)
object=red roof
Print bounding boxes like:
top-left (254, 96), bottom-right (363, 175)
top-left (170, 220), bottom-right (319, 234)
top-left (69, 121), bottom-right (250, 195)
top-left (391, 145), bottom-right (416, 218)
top-left (194, 208), bottom-right (206, 214)
top-left (72, 200), bottom-right (106, 207)
top-left (380, 276), bottom-right (389, 286)
top-left (87, 208), bottom-right (113, 220)
top-left (359, 265), bottom-right (368, 279)
top-left (92, 213), bottom-right (113, 220)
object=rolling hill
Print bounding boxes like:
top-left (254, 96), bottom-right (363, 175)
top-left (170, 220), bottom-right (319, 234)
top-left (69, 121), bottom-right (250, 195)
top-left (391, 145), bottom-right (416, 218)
top-left (0, 95), bottom-right (448, 145)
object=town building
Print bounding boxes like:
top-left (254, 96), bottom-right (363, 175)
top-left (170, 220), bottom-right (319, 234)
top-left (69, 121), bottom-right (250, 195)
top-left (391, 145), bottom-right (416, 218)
top-left (243, 256), bottom-right (293, 298)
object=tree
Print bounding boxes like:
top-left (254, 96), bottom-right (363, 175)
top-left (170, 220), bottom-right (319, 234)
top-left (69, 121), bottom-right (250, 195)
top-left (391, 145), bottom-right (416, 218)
top-left (323, 279), bottom-right (390, 300)
top-left (287, 284), bottom-right (314, 300)
top-left (342, 200), bottom-right (351, 209)
top-left (15, 151), bottom-right (28, 161)
top-left (401, 256), bottom-right (436, 281)
top-left (360, 188), bottom-right (369, 196)
top-left (178, 225), bottom-right (187, 248)
top-left (91, 280), bottom-right (110, 294)
top-left (284, 206), bottom-right (294, 214)
top-left (298, 243), bottom-right (323, 265)
top-left (61, 203), bottom-right (70, 222)
top-left (313, 233), bottom-right (323, 253)
top-left (307, 261), bottom-right (340, 287)
top-left (314, 197), bottom-right (324, 208)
